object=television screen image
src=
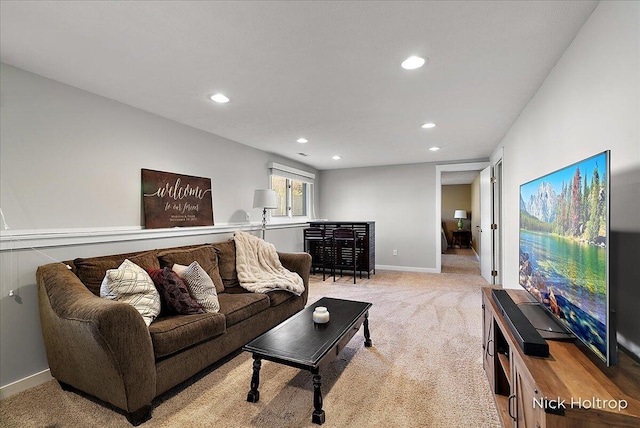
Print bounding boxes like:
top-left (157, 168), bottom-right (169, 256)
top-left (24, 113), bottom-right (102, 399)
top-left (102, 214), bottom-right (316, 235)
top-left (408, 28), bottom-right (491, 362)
top-left (519, 151), bottom-right (612, 365)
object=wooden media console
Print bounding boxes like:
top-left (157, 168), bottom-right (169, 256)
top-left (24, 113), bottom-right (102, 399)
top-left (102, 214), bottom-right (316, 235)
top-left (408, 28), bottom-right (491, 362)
top-left (482, 287), bottom-right (640, 427)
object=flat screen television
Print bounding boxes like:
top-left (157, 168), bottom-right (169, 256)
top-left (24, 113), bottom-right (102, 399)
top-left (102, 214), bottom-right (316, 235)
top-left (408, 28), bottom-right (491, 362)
top-left (519, 150), bottom-right (616, 366)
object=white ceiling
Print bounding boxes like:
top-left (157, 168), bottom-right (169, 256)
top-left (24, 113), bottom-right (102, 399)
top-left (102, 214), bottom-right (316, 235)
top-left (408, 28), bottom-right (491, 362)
top-left (441, 170), bottom-right (482, 186)
top-left (0, 1), bottom-right (598, 171)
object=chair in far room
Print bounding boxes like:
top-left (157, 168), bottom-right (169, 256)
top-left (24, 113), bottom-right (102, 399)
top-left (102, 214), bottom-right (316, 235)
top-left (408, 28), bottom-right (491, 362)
top-left (441, 222), bottom-right (450, 253)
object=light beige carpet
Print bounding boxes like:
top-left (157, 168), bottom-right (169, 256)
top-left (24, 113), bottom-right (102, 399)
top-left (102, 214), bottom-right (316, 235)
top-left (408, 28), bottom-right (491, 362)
top-left (442, 248), bottom-right (481, 275)
top-left (0, 256), bottom-right (500, 427)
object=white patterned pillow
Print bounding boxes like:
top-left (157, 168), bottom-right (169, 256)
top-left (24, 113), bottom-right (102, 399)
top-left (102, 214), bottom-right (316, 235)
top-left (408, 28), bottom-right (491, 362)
top-left (172, 261), bottom-right (220, 313)
top-left (100, 259), bottom-right (161, 326)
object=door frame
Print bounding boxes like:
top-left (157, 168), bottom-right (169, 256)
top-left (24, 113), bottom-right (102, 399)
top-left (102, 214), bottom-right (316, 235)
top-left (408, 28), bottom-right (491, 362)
top-left (480, 165), bottom-right (493, 283)
top-left (435, 161), bottom-right (489, 273)
top-left (490, 147), bottom-right (504, 285)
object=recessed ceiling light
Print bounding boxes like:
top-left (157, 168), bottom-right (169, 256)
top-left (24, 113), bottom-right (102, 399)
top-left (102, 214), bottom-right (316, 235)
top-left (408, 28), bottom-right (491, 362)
top-left (429, 146), bottom-right (441, 152)
top-left (332, 155), bottom-right (342, 160)
top-left (401, 56), bottom-right (426, 70)
top-left (296, 138), bottom-right (308, 143)
top-left (209, 93), bottom-right (230, 103)
top-left (421, 122), bottom-right (436, 129)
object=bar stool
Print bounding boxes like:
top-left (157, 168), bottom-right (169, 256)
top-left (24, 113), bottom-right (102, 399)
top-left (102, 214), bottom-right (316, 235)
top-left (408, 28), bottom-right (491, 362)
top-left (332, 227), bottom-right (357, 284)
top-left (303, 227), bottom-right (332, 281)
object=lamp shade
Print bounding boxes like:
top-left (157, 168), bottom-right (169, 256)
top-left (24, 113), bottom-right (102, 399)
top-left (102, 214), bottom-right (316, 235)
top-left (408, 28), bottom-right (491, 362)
top-left (253, 189), bottom-right (278, 209)
top-left (454, 210), bottom-right (467, 219)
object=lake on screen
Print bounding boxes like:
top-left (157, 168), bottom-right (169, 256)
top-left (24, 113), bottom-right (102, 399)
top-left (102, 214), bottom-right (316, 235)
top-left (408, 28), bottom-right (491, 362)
top-left (520, 229), bottom-right (607, 325)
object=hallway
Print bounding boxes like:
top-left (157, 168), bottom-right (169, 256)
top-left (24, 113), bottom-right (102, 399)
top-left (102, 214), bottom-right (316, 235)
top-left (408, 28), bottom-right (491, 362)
top-left (441, 247), bottom-right (482, 276)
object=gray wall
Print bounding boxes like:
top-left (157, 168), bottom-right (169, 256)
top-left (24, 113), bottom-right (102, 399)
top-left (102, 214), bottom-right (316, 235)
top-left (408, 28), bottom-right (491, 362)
top-left (0, 63), bottom-right (316, 389)
top-left (319, 163), bottom-right (436, 270)
top-left (0, 63), bottom-right (317, 230)
top-left (498, 1), bottom-right (639, 357)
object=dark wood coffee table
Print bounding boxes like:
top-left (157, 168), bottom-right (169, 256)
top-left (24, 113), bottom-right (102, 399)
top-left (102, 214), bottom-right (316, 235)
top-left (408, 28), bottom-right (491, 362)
top-left (242, 297), bottom-right (373, 425)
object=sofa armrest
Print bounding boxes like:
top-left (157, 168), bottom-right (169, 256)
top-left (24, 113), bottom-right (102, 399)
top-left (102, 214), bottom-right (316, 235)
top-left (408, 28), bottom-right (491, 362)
top-left (36, 263), bottom-right (156, 415)
top-left (278, 251), bottom-right (311, 305)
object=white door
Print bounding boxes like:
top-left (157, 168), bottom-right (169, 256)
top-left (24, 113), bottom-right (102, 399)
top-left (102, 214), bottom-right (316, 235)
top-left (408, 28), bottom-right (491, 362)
top-left (493, 160), bottom-right (502, 285)
top-left (480, 166), bottom-right (493, 283)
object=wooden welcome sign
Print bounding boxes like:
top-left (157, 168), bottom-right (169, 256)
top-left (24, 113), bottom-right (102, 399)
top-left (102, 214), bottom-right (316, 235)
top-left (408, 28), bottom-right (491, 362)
top-left (142, 169), bottom-right (214, 229)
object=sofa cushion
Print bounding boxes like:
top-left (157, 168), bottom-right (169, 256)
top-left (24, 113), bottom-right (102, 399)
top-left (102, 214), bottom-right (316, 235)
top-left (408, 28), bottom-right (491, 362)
top-left (212, 240), bottom-right (239, 288)
top-left (172, 262), bottom-right (220, 313)
top-left (219, 277), bottom-right (296, 307)
top-left (158, 245), bottom-right (224, 293)
top-left (149, 313), bottom-right (226, 358)
top-left (147, 267), bottom-right (204, 316)
top-left (100, 259), bottom-right (161, 326)
top-left (74, 250), bottom-right (160, 296)
top-left (266, 290), bottom-right (297, 307)
top-left (217, 293), bottom-right (269, 327)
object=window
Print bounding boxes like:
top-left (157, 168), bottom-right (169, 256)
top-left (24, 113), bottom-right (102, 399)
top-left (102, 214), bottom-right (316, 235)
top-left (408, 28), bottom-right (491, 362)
top-left (291, 180), bottom-right (307, 216)
top-left (271, 176), bottom-right (288, 217)
top-left (269, 162), bottom-right (314, 220)
top-left (271, 176), bottom-right (308, 217)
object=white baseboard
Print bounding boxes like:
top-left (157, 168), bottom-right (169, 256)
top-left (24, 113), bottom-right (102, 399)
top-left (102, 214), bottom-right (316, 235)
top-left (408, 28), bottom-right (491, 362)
top-left (0, 369), bottom-right (52, 400)
top-left (376, 264), bottom-right (439, 273)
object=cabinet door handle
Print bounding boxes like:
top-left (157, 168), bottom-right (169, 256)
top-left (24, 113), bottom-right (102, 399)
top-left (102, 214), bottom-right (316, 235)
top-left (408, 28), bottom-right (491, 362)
top-left (508, 394), bottom-right (517, 421)
top-left (485, 339), bottom-right (494, 357)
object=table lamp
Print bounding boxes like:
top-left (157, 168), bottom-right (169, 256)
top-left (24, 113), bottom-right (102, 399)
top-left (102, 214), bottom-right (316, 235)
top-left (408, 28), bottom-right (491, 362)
top-left (454, 210), bottom-right (467, 230)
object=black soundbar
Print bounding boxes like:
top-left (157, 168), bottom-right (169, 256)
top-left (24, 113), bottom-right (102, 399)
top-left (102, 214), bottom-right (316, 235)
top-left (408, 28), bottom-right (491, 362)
top-left (492, 289), bottom-right (549, 357)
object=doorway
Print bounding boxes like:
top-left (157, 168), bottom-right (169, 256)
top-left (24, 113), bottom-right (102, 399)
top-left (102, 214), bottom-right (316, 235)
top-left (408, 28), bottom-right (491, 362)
top-left (441, 179), bottom-right (479, 274)
top-left (435, 162), bottom-right (488, 274)
top-left (435, 156), bottom-right (503, 284)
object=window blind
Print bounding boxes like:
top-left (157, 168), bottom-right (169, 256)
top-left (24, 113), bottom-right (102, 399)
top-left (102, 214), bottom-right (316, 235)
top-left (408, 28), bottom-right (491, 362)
top-left (268, 162), bottom-right (315, 184)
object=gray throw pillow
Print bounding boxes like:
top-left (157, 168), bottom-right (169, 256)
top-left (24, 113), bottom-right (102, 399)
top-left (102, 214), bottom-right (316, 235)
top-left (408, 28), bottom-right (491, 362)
top-left (172, 261), bottom-right (220, 313)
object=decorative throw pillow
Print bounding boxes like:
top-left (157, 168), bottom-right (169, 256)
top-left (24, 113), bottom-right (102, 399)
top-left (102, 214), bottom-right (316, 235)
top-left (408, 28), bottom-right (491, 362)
top-left (100, 259), bottom-right (161, 326)
top-left (74, 250), bottom-right (160, 296)
top-left (172, 261), bottom-right (220, 313)
top-left (158, 245), bottom-right (225, 293)
top-left (213, 239), bottom-right (240, 288)
top-left (147, 267), bottom-right (204, 316)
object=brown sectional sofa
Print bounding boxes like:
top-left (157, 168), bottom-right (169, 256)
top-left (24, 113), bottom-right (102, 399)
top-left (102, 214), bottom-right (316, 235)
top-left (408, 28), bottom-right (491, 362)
top-left (36, 239), bottom-right (311, 425)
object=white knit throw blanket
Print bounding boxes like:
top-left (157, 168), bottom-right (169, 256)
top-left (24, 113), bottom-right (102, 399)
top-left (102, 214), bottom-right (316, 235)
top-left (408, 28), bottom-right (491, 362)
top-left (233, 231), bottom-right (305, 295)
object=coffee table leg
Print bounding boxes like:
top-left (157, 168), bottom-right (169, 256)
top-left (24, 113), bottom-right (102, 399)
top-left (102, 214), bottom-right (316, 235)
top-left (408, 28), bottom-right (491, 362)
top-left (247, 356), bottom-right (261, 403)
top-left (311, 372), bottom-right (325, 424)
top-left (364, 312), bottom-right (373, 347)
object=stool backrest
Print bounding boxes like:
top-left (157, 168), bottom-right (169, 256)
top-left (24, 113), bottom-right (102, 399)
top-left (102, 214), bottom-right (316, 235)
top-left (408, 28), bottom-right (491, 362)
top-left (304, 227), bottom-right (327, 239)
top-left (333, 227), bottom-right (355, 240)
